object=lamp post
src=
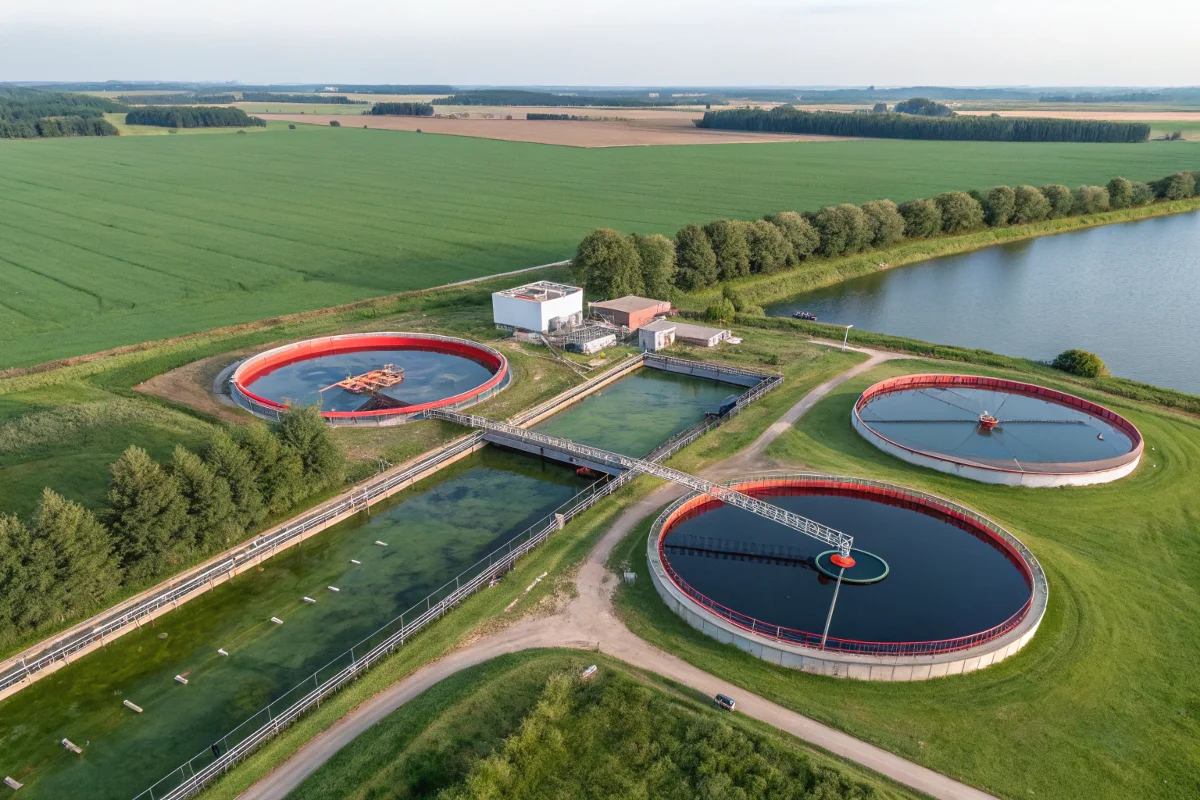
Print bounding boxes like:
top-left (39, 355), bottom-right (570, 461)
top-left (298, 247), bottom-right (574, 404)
top-left (842, 324), bottom-right (854, 351)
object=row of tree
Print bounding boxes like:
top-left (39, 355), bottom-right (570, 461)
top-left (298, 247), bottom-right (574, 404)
top-left (527, 113), bottom-right (586, 121)
top-left (242, 92), bottom-right (364, 104)
top-left (369, 102), bottom-right (435, 117)
top-left (118, 93), bottom-right (237, 105)
top-left (695, 105), bottom-right (1151, 143)
top-left (432, 90), bottom-right (706, 107)
top-left (0, 86), bottom-right (124, 139)
top-left (573, 171), bottom-right (1200, 301)
top-left (0, 116), bottom-right (118, 138)
top-left (0, 408), bottom-right (345, 650)
top-left (125, 106), bottom-right (266, 128)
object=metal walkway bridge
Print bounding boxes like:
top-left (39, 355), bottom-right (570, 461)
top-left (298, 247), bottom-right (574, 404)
top-left (426, 409), bottom-right (854, 556)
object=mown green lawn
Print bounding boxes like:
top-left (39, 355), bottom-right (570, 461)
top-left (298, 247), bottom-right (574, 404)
top-left (612, 357), bottom-right (1200, 800)
top-left (1, 127), bottom-right (1197, 367)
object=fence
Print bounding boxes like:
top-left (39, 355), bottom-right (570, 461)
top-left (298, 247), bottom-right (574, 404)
top-left (652, 473), bottom-right (1048, 658)
top-left (0, 432), bottom-right (486, 698)
top-left (132, 352), bottom-right (783, 799)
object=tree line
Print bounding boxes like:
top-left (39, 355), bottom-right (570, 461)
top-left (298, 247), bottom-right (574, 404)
top-left (432, 90), bottom-right (713, 108)
top-left (125, 106), bottom-right (266, 128)
top-left (695, 105), bottom-right (1151, 143)
top-left (0, 407), bottom-right (345, 651)
top-left (241, 92), bottom-right (364, 104)
top-left (573, 170), bottom-right (1200, 306)
top-left (369, 102), bottom-right (435, 117)
top-left (0, 86), bottom-right (123, 139)
top-left (118, 93), bottom-right (237, 105)
top-left (527, 113), bottom-right (588, 121)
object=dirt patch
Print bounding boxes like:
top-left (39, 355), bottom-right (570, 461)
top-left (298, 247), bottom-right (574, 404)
top-left (263, 113), bottom-right (849, 147)
top-left (134, 351), bottom-right (256, 423)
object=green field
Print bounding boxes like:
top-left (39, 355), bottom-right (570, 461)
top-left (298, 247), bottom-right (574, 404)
top-left (287, 650), bottom-right (918, 800)
top-left (1, 127), bottom-right (1198, 368)
top-left (611, 357), bottom-right (1200, 800)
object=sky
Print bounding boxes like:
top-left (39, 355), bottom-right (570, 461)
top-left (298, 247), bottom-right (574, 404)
top-left (2, 0), bottom-right (1197, 86)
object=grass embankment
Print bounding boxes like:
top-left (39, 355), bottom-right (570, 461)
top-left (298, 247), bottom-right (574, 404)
top-left (674, 196), bottom-right (1200, 316)
top-left (610, 355), bottom-right (1200, 800)
top-left (287, 650), bottom-right (919, 800)
top-left (2, 128), bottom-right (1198, 367)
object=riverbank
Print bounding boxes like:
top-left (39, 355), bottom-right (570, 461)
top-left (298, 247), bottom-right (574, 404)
top-left (674, 196), bottom-right (1200, 314)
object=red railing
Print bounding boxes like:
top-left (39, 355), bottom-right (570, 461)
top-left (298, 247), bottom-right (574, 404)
top-left (853, 373), bottom-right (1144, 475)
top-left (653, 474), bottom-right (1046, 658)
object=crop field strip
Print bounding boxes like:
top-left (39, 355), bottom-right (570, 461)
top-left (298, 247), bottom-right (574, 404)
top-left (0, 129), bottom-right (1197, 368)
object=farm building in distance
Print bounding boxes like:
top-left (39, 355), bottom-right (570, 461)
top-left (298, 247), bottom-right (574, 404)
top-left (492, 281), bottom-right (584, 332)
top-left (588, 296), bottom-right (671, 331)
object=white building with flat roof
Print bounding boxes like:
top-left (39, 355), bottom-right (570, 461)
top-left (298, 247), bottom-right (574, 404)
top-left (492, 281), bottom-right (584, 333)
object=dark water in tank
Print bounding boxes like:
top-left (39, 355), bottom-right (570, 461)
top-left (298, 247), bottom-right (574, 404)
top-left (244, 347), bottom-right (496, 411)
top-left (765, 211), bottom-right (1200, 394)
top-left (861, 386), bottom-right (1134, 465)
top-left (663, 490), bottom-right (1031, 643)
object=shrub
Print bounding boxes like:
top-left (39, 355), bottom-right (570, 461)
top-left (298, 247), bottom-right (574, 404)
top-left (983, 186), bottom-right (1016, 226)
top-left (1130, 181), bottom-right (1155, 206)
top-left (1011, 185), bottom-right (1051, 224)
top-left (1040, 184), bottom-right (1074, 218)
top-left (721, 283), bottom-right (747, 312)
top-left (898, 198), bottom-right (941, 238)
top-left (1072, 185), bottom-right (1110, 215)
top-left (935, 191), bottom-right (984, 233)
top-left (1155, 171), bottom-right (1196, 200)
top-left (706, 298), bottom-right (736, 324)
top-left (860, 199), bottom-right (906, 247)
top-left (814, 204), bottom-right (868, 256)
top-left (632, 233), bottom-right (675, 301)
top-left (745, 219), bottom-right (790, 274)
top-left (674, 223), bottom-right (718, 290)
top-left (288, 123), bottom-right (296, 129)
top-left (329, 119), bottom-right (341, 127)
top-left (572, 228), bottom-right (644, 299)
top-left (1106, 177), bottom-right (1134, 210)
top-left (1052, 349), bottom-right (1109, 378)
top-left (704, 220), bottom-right (751, 280)
top-left (764, 211), bottom-right (819, 264)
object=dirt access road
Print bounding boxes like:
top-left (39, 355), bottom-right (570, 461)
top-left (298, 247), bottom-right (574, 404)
top-left (263, 113), bottom-right (847, 147)
top-left (238, 344), bottom-right (997, 800)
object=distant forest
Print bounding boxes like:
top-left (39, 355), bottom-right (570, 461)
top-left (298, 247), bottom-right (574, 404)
top-left (125, 106), bottom-right (266, 128)
top-left (118, 93), bottom-right (236, 105)
top-left (696, 106), bottom-right (1151, 143)
top-left (0, 86), bottom-right (122, 138)
top-left (432, 90), bottom-right (722, 107)
top-left (240, 92), bottom-right (365, 104)
top-left (369, 102), bottom-right (434, 116)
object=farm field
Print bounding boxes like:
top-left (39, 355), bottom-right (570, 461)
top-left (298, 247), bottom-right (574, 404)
top-left (263, 112), bottom-right (834, 146)
top-left (1, 127), bottom-right (1198, 369)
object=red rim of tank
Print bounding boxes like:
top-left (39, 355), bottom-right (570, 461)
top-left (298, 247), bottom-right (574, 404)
top-left (231, 332), bottom-right (508, 420)
top-left (654, 475), bottom-right (1043, 657)
top-left (854, 374), bottom-right (1144, 476)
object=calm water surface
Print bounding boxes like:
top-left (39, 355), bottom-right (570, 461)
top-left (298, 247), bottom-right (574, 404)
top-left (766, 211), bottom-right (1200, 393)
top-left (664, 491), bottom-right (1030, 643)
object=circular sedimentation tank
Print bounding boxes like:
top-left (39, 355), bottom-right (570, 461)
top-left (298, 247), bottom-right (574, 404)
top-left (230, 332), bottom-right (508, 424)
top-left (648, 475), bottom-right (1047, 680)
top-left (853, 374), bottom-right (1143, 486)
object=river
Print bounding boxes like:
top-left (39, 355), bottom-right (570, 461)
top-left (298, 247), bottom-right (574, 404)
top-left (765, 211), bottom-right (1200, 394)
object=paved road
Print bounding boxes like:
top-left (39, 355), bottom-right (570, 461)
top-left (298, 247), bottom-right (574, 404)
top-left (240, 345), bottom-right (996, 800)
